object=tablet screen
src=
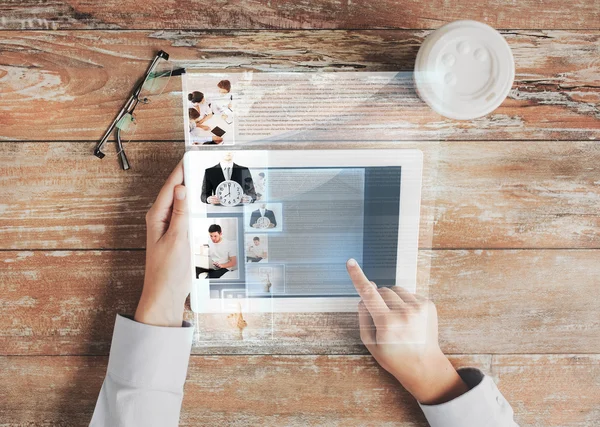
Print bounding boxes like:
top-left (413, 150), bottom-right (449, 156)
top-left (191, 165), bottom-right (402, 299)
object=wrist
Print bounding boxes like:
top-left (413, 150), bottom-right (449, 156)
top-left (134, 290), bottom-right (186, 327)
top-left (394, 348), bottom-right (469, 405)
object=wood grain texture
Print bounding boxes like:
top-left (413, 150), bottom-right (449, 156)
top-left (0, 0), bottom-right (599, 30)
top-left (1, 141), bottom-right (597, 250)
top-left (0, 0), bottom-right (598, 423)
top-left (1, 249), bottom-right (598, 356)
top-left (492, 354), bottom-right (600, 427)
top-left (0, 30), bottom-right (598, 142)
top-left (1, 354), bottom-right (599, 426)
top-left (492, 355), bottom-right (600, 427)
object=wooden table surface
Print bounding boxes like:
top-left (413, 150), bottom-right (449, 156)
top-left (1, 1), bottom-right (599, 426)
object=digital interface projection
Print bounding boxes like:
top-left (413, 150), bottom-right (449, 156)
top-left (188, 152), bottom-right (402, 301)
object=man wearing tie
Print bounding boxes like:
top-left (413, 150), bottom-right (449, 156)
top-left (201, 153), bottom-right (257, 204)
top-left (249, 204), bottom-right (277, 229)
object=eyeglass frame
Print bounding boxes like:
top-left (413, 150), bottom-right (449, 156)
top-left (94, 50), bottom-right (185, 170)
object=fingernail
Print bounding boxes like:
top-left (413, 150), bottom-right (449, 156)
top-left (347, 258), bottom-right (357, 267)
top-left (175, 186), bottom-right (186, 200)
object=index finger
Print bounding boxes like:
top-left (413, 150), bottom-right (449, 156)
top-left (346, 259), bottom-right (389, 320)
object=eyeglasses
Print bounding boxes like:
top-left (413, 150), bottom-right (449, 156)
top-left (94, 50), bottom-right (185, 170)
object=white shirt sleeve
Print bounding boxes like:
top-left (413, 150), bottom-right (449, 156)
top-left (419, 367), bottom-right (519, 427)
top-left (90, 315), bottom-right (194, 427)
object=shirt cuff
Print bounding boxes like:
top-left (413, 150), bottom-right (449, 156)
top-left (418, 368), bottom-right (515, 427)
top-left (107, 314), bottom-right (194, 393)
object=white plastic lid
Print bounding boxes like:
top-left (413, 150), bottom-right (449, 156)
top-left (414, 20), bottom-right (515, 120)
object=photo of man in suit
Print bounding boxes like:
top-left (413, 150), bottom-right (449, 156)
top-left (201, 152), bottom-right (257, 205)
top-left (249, 203), bottom-right (277, 229)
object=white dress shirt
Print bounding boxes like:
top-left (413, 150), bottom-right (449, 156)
top-left (210, 92), bottom-right (233, 115)
top-left (188, 101), bottom-right (211, 118)
top-left (220, 160), bottom-right (233, 181)
top-left (90, 315), bottom-right (193, 427)
top-left (198, 102), bottom-right (212, 118)
top-left (91, 315), bottom-right (518, 426)
top-left (189, 122), bottom-right (213, 144)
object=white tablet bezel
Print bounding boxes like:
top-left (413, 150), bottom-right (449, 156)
top-left (184, 149), bottom-right (423, 313)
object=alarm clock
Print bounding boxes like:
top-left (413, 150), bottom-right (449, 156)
top-left (216, 180), bottom-right (243, 207)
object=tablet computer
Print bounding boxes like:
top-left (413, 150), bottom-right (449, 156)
top-left (183, 149), bottom-right (423, 313)
top-left (211, 126), bottom-right (226, 137)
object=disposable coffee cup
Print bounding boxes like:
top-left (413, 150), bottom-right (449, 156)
top-left (414, 20), bottom-right (515, 120)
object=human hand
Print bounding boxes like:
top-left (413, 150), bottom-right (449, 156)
top-left (213, 262), bottom-right (222, 269)
top-left (134, 161), bottom-right (190, 327)
top-left (207, 195), bottom-right (220, 204)
top-left (241, 195), bottom-right (252, 204)
top-left (346, 259), bottom-right (468, 405)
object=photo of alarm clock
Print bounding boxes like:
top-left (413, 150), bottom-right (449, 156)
top-left (216, 180), bottom-right (243, 207)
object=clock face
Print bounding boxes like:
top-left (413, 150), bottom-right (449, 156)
top-left (256, 216), bottom-right (271, 229)
top-left (216, 180), bottom-right (243, 206)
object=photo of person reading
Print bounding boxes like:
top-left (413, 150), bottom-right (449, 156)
top-left (189, 108), bottom-right (223, 145)
top-left (201, 152), bottom-right (257, 205)
top-left (195, 224), bottom-right (237, 279)
top-left (249, 203), bottom-right (277, 229)
top-left (246, 236), bottom-right (268, 263)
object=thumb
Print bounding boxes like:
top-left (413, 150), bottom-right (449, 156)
top-left (168, 185), bottom-right (188, 237)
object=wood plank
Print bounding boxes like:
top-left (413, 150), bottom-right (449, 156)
top-left (0, 30), bottom-right (598, 141)
top-left (0, 0), bottom-right (598, 30)
top-left (492, 355), bottom-right (600, 426)
top-left (1, 141), bottom-right (597, 250)
top-left (2, 354), bottom-right (599, 426)
top-left (1, 249), bottom-right (598, 356)
top-left (0, 355), bottom-right (485, 426)
top-left (434, 141), bottom-right (600, 249)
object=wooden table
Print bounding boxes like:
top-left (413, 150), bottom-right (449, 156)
top-left (1, 2), bottom-right (599, 425)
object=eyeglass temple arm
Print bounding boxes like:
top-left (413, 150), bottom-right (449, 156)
top-left (115, 127), bottom-right (131, 171)
top-left (94, 51), bottom-right (170, 158)
top-left (94, 94), bottom-right (138, 158)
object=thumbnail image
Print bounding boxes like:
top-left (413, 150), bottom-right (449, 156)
top-left (246, 265), bottom-right (285, 294)
top-left (245, 203), bottom-right (283, 232)
top-left (193, 218), bottom-right (240, 280)
top-left (245, 234), bottom-right (268, 263)
top-left (187, 77), bottom-right (235, 146)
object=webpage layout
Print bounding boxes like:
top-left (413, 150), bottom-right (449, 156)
top-left (183, 71), bottom-right (415, 146)
top-left (188, 155), bottom-right (402, 299)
